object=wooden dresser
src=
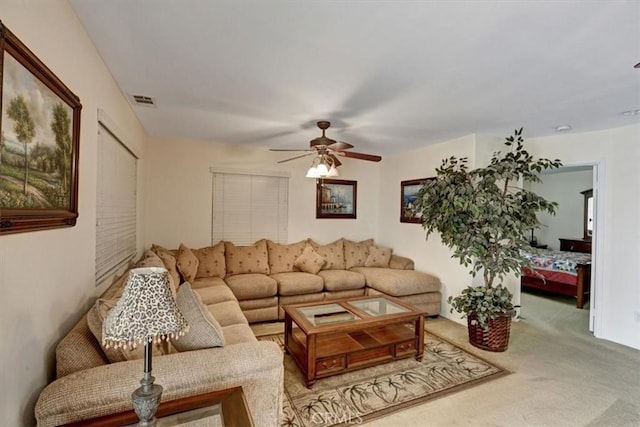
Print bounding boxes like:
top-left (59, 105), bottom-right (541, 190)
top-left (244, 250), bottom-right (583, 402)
top-left (559, 238), bottom-right (592, 254)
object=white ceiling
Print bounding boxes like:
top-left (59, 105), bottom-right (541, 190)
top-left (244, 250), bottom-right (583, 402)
top-left (71, 0), bottom-right (640, 157)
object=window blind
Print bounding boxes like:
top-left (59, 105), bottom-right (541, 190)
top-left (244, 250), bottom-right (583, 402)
top-left (211, 171), bottom-right (288, 245)
top-left (95, 123), bottom-right (137, 284)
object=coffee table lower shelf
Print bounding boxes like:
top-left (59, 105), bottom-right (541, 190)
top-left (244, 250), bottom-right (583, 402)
top-left (285, 323), bottom-right (423, 387)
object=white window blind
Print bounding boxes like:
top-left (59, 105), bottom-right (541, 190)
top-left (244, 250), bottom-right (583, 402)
top-left (95, 123), bottom-right (137, 284)
top-left (211, 171), bottom-right (288, 245)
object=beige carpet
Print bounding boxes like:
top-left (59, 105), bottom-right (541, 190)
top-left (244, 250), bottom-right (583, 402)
top-left (257, 331), bottom-right (508, 427)
top-left (253, 292), bottom-right (640, 426)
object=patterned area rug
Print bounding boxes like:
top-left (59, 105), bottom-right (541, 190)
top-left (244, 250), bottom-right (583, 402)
top-left (259, 332), bottom-right (508, 427)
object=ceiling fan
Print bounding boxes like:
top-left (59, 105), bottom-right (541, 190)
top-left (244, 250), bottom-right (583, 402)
top-left (269, 121), bottom-right (382, 177)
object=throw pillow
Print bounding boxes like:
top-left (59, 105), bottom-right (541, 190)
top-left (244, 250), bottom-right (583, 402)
top-left (294, 245), bottom-right (326, 275)
top-left (224, 240), bottom-right (269, 275)
top-left (151, 244), bottom-right (181, 287)
top-left (267, 240), bottom-right (306, 274)
top-left (194, 241), bottom-right (226, 279)
top-left (365, 245), bottom-right (393, 267)
top-left (344, 238), bottom-right (374, 269)
top-left (309, 238), bottom-right (345, 270)
top-left (172, 282), bottom-right (225, 351)
top-left (177, 244), bottom-right (199, 282)
top-left (87, 298), bottom-right (169, 363)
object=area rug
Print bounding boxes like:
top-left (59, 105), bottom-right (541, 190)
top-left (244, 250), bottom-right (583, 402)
top-left (258, 332), bottom-right (509, 427)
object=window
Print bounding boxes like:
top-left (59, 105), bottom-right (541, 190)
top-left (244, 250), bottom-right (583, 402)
top-left (211, 170), bottom-right (288, 245)
top-left (95, 122), bottom-right (137, 284)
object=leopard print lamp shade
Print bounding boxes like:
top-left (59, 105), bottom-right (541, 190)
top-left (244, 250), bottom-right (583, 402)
top-left (102, 267), bottom-right (189, 349)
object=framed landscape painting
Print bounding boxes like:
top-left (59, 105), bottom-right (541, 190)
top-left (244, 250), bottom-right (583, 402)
top-left (0, 22), bottom-right (82, 235)
top-left (316, 179), bottom-right (357, 219)
top-left (400, 178), bottom-right (432, 223)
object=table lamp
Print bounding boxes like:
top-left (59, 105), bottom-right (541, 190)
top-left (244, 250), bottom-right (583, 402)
top-left (102, 267), bottom-right (189, 426)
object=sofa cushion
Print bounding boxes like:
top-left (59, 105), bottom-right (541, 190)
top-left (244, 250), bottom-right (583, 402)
top-left (194, 241), bottom-right (226, 279)
top-left (206, 301), bottom-right (249, 326)
top-left (151, 244), bottom-right (181, 287)
top-left (389, 254), bottom-right (415, 270)
top-left (294, 245), bottom-right (326, 274)
top-left (317, 269), bottom-right (366, 291)
top-left (224, 273), bottom-right (277, 300)
top-left (267, 240), bottom-right (306, 274)
top-left (352, 267), bottom-right (441, 296)
top-left (87, 298), bottom-right (169, 363)
top-left (56, 316), bottom-right (108, 378)
top-left (225, 240), bottom-right (270, 275)
top-left (343, 239), bottom-right (374, 269)
top-left (177, 244), bottom-right (199, 282)
top-left (309, 238), bottom-right (345, 270)
top-left (270, 272), bottom-right (324, 296)
top-left (365, 245), bottom-right (392, 267)
top-left (172, 283), bottom-right (225, 351)
top-left (191, 277), bottom-right (237, 304)
top-left (221, 324), bottom-right (258, 345)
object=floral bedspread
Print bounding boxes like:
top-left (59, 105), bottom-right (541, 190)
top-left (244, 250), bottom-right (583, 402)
top-left (521, 247), bottom-right (591, 276)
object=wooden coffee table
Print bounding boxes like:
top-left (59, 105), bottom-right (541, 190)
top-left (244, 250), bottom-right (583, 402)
top-left (283, 295), bottom-right (426, 387)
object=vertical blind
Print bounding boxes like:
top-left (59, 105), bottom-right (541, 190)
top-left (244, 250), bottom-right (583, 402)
top-left (95, 123), bottom-right (137, 284)
top-left (211, 171), bottom-right (288, 245)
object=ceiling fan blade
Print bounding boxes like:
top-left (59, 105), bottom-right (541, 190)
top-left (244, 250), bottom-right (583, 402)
top-left (327, 141), bottom-right (354, 151)
top-left (269, 148), bottom-right (314, 152)
top-left (327, 153), bottom-right (342, 167)
top-left (276, 152), bottom-right (316, 163)
top-left (338, 151), bottom-right (382, 162)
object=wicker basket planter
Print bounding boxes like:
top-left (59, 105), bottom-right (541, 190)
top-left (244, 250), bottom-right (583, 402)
top-left (467, 312), bottom-right (512, 352)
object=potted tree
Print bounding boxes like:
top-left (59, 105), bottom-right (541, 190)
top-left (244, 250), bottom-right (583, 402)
top-left (416, 128), bottom-right (562, 351)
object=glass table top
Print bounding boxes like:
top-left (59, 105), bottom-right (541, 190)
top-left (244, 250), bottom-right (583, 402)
top-left (346, 297), bottom-right (409, 316)
top-left (293, 297), bottom-right (411, 326)
top-left (296, 303), bottom-right (362, 326)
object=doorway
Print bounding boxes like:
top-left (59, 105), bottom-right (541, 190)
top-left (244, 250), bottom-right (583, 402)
top-left (521, 163), bottom-right (601, 334)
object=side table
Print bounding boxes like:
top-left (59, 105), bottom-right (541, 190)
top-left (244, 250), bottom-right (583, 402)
top-left (61, 386), bottom-right (254, 427)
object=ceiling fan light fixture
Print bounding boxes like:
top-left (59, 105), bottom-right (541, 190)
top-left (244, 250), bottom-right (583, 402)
top-left (305, 166), bottom-right (319, 178)
top-left (327, 164), bottom-right (339, 177)
top-left (316, 163), bottom-right (329, 177)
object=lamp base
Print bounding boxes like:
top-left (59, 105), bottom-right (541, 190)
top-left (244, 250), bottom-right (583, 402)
top-left (132, 380), bottom-right (163, 427)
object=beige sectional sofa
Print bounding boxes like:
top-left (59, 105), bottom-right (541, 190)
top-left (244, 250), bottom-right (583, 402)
top-left (177, 238), bottom-right (441, 323)
top-left (34, 237), bottom-right (440, 426)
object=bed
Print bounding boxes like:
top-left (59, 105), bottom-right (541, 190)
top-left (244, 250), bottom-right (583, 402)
top-left (520, 247), bottom-right (592, 308)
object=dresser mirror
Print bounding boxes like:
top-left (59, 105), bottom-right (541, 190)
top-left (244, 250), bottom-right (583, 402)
top-left (582, 189), bottom-right (593, 240)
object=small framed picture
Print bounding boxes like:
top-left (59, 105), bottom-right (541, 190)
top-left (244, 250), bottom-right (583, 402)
top-left (400, 178), bottom-right (432, 223)
top-left (316, 179), bottom-right (357, 219)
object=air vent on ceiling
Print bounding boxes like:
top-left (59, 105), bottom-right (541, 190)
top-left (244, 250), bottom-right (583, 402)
top-left (127, 93), bottom-right (157, 108)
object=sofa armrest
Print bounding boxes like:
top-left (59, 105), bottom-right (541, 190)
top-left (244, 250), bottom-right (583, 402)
top-left (36, 341), bottom-right (283, 427)
top-left (390, 255), bottom-right (414, 270)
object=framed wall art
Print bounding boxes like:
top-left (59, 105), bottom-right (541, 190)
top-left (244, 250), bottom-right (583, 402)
top-left (400, 178), bottom-right (433, 223)
top-left (316, 178), bottom-right (357, 219)
top-left (0, 22), bottom-right (82, 235)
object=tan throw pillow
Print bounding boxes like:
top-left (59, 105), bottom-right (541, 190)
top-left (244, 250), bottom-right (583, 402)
top-left (294, 245), bottom-right (326, 275)
top-left (309, 239), bottom-right (345, 270)
top-left (194, 242), bottom-right (226, 279)
top-left (224, 240), bottom-right (269, 275)
top-left (172, 282), bottom-right (225, 351)
top-left (177, 244), bottom-right (199, 282)
top-left (344, 238), bottom-right (374, 269)
top-left (267, 240), bottom-right (306, 274)
top-left (87, 298), bottom-right (169, 363)
top-left (151, 244), bottom-right (181, 287)
top-left (365, 245), bottom-right (393, 267)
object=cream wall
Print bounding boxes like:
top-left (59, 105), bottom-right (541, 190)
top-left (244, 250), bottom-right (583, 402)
top-left (526, 124), bottom-right (640, 350)
top-left (532, 169), bottom-right (593, 250)
top-left (379, 125), bottom-right (640, 350)
top-left (0, 2), bottom-right (148, 425)
top-left (144, 136), bottom-right (380, 249)
top-left (377, 135), bottom-right (476, 316)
